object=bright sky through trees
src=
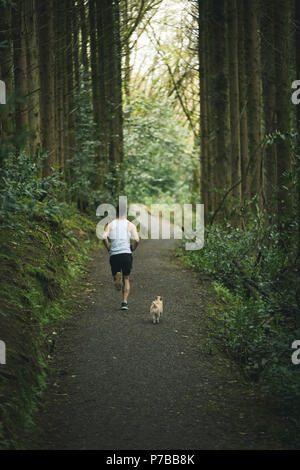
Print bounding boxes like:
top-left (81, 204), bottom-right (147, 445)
top-left (130, 0), bottom-right (190, 91)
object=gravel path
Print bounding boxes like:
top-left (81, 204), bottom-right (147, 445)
top-left (31, 238), bottom-right (295, 450)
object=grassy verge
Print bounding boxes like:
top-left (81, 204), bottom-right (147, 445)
top-left (0, 207), bottom-right (98, 449)
top-left (175, 221), bottom-right (300, 427)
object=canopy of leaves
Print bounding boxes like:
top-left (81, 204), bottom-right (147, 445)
top-left (123, 94), bottom-right (193, 204)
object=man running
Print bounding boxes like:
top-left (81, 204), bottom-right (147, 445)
top-left (102, 204), bottom-right (139, 310)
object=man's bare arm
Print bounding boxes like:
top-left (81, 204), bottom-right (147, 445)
top-left (102, 223), bottom-right (111, 252)
top-left (129, 222), bottom-right (140, 252)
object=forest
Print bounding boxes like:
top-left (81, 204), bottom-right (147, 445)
top-left (0, 0), bottom-right (300, 450)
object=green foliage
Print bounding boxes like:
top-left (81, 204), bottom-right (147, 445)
top-left (0, 206), bottom-right (97, 449)
top-left (67, 75), bottom-right (129, 210)
top-left (0, 143), bottom-right (98, 448)
top-left (68, 80), bottom-right (102, 209)
top-left (123, 95), bottom-right (193, 204)
top-left (0, 0), bottom-right (13, 7)
top-left (177, 212), bottom-right (300, 411)
top-left (0, 92), bottom-right (30, 161)
top-left (0, 151), bottom-right (66, 229)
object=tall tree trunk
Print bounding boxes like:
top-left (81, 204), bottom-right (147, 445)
top-left (0, 2), bottom-right (13, 145)
top-left (123, 0), bottom-right (131, 104)
top-left (37, 0), bottom-right (55, 175)
top-left (79, 0), bottom-right (89, 85)
top-left (62, 0), bottom-right (76, 183)
top-left (274, 0), bottom-right (292, 223)
top-left (198, 0), bottom-right (209, 212)
top-left (206, 1), bottom-right (215, 214)
top-left (261, 0), bottom-right (277, 213)
top-left (89, 0), bottom-right (99, 128)
top-left (295, 0), bottom-right (300, 327)
top-left (245, 0), bottom-right (263, 207)
top-left (0, 4), bottom-right (13, 97)
top-left (211, 0), bottom-right (229, 212)
top-left (296, 0), bottom-right (300, 253)
top-left (96, 0), bottom-right (109, 187)
top-left (72, 2), bottom-right (80, 94)
top-left (106, 0), bottom-right (119, 168)
top-left (112, 0), bottom-right (124, 170)
top-left (54, 0), bottom-right (65, 171)
top-left (97, 0), bottom-right (123, 192)
top-left (12, 0), bottom-right (29, 141)
top-left (237, 0), bottom-right (249, 203)
top-left (24, 0), bottom-right (41, 156)
top-left (227, 0), bottom-right (241, 204)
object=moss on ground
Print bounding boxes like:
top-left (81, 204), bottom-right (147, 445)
top-left (0, 208), bottom-right (98, 449)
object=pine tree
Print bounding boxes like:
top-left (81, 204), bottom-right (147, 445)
top-left (228, 0), bottom-right (241, 204)
top-left (261, 0), bottom-right (277, 213)
top-left (12, 0), bottom-right (29, 140)
top-left (244, 0), bottom-right (263, 206)
top-left (37, 0), bottom-right (55, 175)
top-left (274, 0), bottom-right (292, 223)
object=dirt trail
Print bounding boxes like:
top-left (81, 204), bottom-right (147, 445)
top-left (31, 238), bottom-right (294, 450)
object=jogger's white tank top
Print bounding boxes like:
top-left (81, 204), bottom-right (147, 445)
top-left (109, 219), bottom-right (132, 256)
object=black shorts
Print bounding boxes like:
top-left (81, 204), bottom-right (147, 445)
top-left (110, 253), bottom-right (133, 277)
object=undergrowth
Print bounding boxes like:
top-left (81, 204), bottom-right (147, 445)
top-left (176, 211), bottom-right (300, 419)
top-left (0, 152), bottom-right (98, 449)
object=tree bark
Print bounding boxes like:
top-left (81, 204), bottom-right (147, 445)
top-left (72, 2), bottom-right (80, 94)
top-left (295, 0), bottom-right (300, 326)
top-left (0, 2), bottom-right (13, 144)
top-left (12, 0), bottom-right (29, 140)
top-left (89, 0), bottom-right (99, 127)
top-left (274, 0), bottom-right (292, 223)
top-left (37, 0), bottom-right (56, 175)
top-left (227, 0), bottom-right (241, 204)
top-left (54, 0), bottom-right (65, 170)
top-left (97, 0), bottom-right (123, 192)
top-left (24, 0), bottom-right (41, 155)
top-left (79, 0), bottom-right (89, 84)
top-left (244, 0), bottom-right (263, 207)
top-left (66, 0), bottom-right (76, 170)
top-left (261, 0), bottom-right (277, 213)
top-left (237, 0), bottom-right (250, 203)
top-left (211, 0), bottom-right (229, 211)
top-left (198, 0), bottom-right (209, 212)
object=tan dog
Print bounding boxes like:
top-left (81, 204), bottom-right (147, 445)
top-left (150, 296), bottom-right (163, 324)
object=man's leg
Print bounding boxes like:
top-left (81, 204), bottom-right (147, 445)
top-left (110, 255), bottom-right (122, 290)
top-left (120, 254), bottom-right (132, 309)
top-left (122, 275), bottom-right (130, 302)
top-left (114, 272), bottom-right (122, 290)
